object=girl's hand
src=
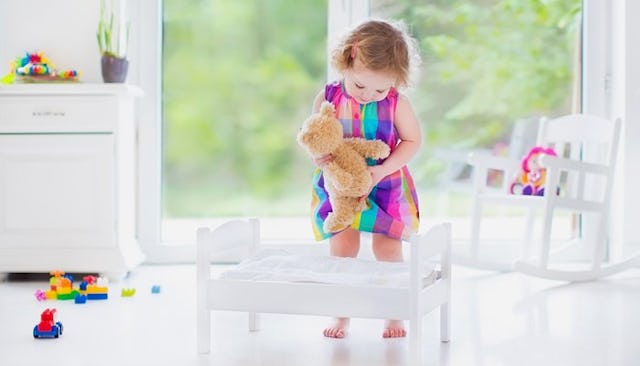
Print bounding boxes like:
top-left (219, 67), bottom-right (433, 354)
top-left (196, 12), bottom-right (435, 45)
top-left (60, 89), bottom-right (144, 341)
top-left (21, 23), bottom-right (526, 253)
top-left (359, 165), bottom-right (389, 201)
top-left (314, 154), bottom-right (333, 167)
top-left (368, 165), bottom-right (388, 189)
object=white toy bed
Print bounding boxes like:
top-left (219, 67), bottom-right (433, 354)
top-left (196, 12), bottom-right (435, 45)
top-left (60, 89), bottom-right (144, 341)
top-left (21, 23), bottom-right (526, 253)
top-left (197, 219), bottom-right (451, 364)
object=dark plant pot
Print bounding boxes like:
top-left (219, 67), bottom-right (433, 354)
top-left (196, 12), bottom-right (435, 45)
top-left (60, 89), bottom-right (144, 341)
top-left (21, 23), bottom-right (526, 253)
top-left (101, 55), bottom-right (129, 83)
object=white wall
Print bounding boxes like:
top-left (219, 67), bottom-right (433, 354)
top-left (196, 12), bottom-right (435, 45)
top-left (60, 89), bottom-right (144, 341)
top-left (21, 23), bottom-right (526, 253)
top-left (0, 0), bottom-right (134, 84)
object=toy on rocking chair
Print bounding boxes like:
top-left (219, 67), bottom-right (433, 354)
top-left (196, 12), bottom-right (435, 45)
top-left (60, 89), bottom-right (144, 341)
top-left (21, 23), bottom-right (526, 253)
top-left (509, 146), bottom-right (558, 196)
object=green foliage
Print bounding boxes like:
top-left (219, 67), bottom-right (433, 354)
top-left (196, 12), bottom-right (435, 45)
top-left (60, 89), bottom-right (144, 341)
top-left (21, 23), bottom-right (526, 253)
top-left (97, 0), bottom-right (130, 58)
top-left (163, 0), bottom-right (326, 217)
top-left (385, 0), bottom-right (581, 149)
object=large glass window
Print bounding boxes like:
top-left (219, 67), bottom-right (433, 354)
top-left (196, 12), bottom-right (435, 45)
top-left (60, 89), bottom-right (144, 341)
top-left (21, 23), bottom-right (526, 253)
top-left (160, 0), bottom-right (582, 245)
top-left (162, 0), bottom-right (327, 242)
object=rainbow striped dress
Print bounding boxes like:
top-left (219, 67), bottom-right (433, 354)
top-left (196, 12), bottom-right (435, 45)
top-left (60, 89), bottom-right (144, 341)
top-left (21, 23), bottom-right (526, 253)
top-left (310, 81), bottom-right (420, 241)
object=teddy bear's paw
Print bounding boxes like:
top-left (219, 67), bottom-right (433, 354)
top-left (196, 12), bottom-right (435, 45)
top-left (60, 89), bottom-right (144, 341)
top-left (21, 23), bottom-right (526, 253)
top-left (323, 215), bottom-right (348, 233)
top-left (331, 177), bottom-right (354, 192)
top-left (373, 143), bottom-right (391, 159)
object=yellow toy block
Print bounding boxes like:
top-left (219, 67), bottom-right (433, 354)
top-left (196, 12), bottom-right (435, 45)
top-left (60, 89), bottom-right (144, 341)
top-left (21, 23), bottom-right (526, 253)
top-left (86, 285), bottom-right (108, 294)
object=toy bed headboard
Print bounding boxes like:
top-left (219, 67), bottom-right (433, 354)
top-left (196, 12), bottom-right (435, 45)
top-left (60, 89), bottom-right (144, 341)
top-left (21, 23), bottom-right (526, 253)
top-left (197, 218), bottom-right (259, 262)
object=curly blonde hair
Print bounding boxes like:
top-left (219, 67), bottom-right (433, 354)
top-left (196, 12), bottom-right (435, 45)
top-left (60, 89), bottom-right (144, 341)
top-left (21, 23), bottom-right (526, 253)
top-left (331, 19), bottom-right (421, 89)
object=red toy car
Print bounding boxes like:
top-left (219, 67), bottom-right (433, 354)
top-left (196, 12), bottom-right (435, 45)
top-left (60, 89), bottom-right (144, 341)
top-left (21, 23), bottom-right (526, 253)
top-left (33, 308), bottom-right (63, 338)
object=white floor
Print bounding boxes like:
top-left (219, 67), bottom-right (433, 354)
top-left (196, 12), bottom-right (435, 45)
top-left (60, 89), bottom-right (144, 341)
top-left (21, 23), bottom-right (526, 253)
top-left (1, 264), bottom-right (639, 366)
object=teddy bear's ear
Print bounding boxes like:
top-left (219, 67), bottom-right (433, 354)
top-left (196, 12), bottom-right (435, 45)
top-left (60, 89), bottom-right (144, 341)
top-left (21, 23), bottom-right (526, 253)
top-left (319, 101), bottom-right (335, 116)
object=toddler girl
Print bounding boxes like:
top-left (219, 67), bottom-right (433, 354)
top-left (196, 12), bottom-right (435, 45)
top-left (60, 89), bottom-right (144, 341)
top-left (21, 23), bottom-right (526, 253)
top-left (307, 19), bottom-right (422, 339)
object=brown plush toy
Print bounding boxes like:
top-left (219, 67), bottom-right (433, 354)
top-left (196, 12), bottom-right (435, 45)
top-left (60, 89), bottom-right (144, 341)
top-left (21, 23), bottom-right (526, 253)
top-left (297, 101), bottom-right (390, 233)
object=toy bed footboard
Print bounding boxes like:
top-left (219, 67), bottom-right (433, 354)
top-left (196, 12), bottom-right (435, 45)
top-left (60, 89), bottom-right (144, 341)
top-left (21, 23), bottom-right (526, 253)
top-left (196, 219), bottom-right (451, 363)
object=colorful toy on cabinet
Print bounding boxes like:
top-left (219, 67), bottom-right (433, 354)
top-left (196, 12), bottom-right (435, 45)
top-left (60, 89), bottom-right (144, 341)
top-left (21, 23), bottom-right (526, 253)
top-left (509, 146), bottom-right (558, 196)
top-left (2, 51), bottom-right (79, 84)
top-left (33, 308), bottom-right (63, 339)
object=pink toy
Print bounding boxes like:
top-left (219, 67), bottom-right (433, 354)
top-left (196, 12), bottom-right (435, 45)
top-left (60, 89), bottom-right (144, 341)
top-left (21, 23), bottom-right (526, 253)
top-left (510, 146), bottom-right (558, 196)
top-left (34, 289), bottom-right (46, 301)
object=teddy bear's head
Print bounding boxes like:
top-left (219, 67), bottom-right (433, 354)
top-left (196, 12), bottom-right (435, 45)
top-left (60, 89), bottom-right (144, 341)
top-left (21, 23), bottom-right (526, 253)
top-left (297, 101), bottom-right (343, 157)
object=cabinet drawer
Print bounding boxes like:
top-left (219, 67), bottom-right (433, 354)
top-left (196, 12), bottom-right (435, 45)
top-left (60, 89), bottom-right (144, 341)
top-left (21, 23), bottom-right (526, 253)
top-left (0, 96), bottom-right (117, 133)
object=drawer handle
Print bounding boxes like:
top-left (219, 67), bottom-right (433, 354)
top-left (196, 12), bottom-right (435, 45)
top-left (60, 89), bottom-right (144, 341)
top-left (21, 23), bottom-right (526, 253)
top-left (32, 111), bottom-right (66, 117)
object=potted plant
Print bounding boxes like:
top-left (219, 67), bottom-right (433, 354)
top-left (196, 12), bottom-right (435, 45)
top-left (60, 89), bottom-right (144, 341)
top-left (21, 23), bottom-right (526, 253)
top-left (97, 0), bottom-right (130, 83)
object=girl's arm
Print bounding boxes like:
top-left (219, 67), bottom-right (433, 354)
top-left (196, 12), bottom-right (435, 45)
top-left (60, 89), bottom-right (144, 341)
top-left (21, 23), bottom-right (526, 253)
top-left (312, 89), bottom-right (325, 113)
top-left (369, 94), bottom-right (422, 186)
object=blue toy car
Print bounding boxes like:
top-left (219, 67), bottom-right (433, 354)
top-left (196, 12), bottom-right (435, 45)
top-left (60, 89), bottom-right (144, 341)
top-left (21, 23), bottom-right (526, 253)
top-left (33, 308), bottom-right (63, 339)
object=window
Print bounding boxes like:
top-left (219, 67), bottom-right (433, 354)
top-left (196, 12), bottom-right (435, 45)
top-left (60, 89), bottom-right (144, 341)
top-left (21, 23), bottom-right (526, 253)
top-left (161, 0), bottom-right (327, 245)
top-left (136, 0), bottom-right (615, 262)
top-left (371, 0), bottom-right (583, 243)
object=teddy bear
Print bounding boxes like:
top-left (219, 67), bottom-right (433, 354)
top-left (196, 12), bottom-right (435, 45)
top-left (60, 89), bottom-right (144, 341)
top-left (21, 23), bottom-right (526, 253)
top-left (297, 101), bottom-right (391, 233)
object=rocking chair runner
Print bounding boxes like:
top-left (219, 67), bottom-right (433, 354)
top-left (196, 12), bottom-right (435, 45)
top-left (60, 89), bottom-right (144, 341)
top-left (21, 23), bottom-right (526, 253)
top-left (462, 114), bottom-right (640, 281)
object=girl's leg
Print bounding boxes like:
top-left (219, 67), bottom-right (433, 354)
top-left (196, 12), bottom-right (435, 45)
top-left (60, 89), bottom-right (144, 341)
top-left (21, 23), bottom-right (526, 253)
top-left (323, 228), bottom-right (360, 338)
top-left (372, 233), bottom-right (406, 338)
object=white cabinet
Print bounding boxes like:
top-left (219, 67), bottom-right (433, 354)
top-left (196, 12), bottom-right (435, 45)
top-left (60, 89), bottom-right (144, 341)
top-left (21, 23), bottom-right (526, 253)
top-left (0, 84), bottom-right (144, 276)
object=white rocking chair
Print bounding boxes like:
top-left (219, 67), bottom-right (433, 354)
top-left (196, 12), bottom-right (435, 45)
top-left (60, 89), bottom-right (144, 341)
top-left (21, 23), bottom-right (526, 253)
top-left (463, 114), bottom-right (640, 281)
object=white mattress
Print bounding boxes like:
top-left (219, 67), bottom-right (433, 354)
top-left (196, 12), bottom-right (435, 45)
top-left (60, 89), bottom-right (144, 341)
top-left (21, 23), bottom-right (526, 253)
top-left (219, 249), bottom-right (440, 288)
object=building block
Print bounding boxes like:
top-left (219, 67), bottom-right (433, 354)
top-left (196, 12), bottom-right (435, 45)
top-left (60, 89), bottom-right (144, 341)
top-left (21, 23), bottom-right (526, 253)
top-left (58, 290), bottom-right (80, 301)
top-left (34, 289), bottom-right (46, 301)
top-left (74, 294), bottom-right (87, 304)
top-left (86, 285), bottom-right (109, 294)
top-left (151, 285), bottom-right (161, 294)
top-left (87, 293), bottom-right (108, 300)
top-left (121, 288), bottom-right (136, 297)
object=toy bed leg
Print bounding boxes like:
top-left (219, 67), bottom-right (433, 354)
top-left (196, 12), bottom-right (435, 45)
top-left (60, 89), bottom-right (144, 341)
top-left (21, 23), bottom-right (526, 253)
top-left (409, 316), bottom-right (423, 365)
top-left (197, 306), bottom-right (211, 353)
top-left (440, 302), bottom-right (451, 342)
top-left (249, 312), bottom-right (260, 331)
top-left (409, 235), bottom-right (423, 365)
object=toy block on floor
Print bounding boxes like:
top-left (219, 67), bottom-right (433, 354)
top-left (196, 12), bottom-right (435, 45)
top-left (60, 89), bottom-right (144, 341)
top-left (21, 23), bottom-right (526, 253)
top-left (121, 288), bottom-right (136, 297)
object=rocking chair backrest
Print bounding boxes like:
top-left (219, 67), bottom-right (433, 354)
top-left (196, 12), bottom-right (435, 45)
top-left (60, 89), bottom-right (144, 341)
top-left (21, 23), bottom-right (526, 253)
top-left (536, 114), bottom-right (621, 204)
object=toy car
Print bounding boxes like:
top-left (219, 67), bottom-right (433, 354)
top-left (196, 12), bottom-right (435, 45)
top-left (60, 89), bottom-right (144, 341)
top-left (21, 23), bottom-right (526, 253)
top-left (33, 308), bottom-right (63, 339)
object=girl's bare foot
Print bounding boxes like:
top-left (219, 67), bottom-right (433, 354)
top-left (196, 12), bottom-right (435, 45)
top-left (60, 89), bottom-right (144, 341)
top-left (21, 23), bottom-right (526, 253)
top-left (323, 317), bottom-right (349, 338)
top-left (383, 320), bottom-right (406, 338)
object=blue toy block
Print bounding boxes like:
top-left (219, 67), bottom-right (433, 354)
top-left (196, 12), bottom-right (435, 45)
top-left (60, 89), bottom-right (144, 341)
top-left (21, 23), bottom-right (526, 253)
top-left (87, 293), bottom-right (108, 300)
top-left (151, 285), bottom-right (161, 294)
top-left (74, 294), bottom-right (87, 304)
